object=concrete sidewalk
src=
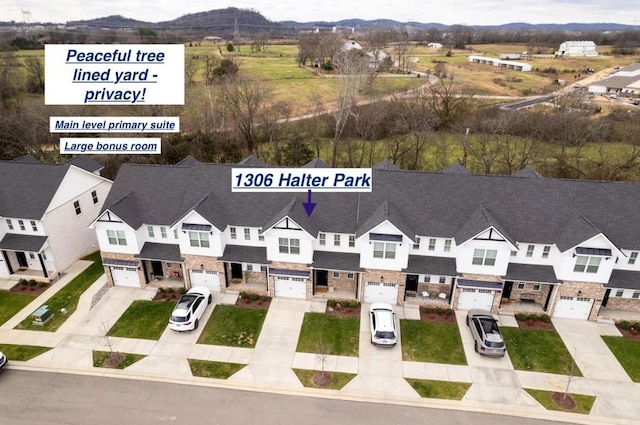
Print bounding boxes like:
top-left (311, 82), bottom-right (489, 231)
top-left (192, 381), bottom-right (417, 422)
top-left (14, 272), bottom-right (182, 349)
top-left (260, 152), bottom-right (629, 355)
top-left (2, 274), bottom-right (640, 425)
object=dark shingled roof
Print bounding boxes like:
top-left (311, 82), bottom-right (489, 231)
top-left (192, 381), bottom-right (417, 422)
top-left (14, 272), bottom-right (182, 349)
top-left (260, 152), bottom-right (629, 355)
top-left (65, 156), bottom-right (103, 173)
top-left (100, 161), bottom-right (640, 251)
top-left (404, 255), bottom-right (458, 276)
top-left (0, 234), bottom-right (48, 252)
top-left (135, 242), bottom-right (183, 262)
top-left (504, 263), bottom-right (559, 283)
top-left (12, 154), bottom-right (41, 164)
top-left (455, 205), bottom-right (516, 247)
top-left (312, 251), bottom-right (363, 271)
top-left (440, 162), bottom-right (470, 174)
top-left (238, 155), bottom-right (266, 167)
top-left (513, 166), bottom-right (543, 178)
top-left (303, 158), bottom-right (331, 168)
top-left (220, 245), bottom-right (269, 264)
top-left (605, 270), bottom-right (640, 290)
top-left (372, 159), bottom-right (400, 170)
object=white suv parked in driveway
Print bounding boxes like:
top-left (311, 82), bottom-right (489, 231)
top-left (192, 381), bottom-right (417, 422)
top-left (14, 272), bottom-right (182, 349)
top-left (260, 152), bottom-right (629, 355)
top-left (169, 286), bottom-right (212, 331)
top-left (369, 303), bottom-right (398, 347)
top-left (0, 351), bottom-right (6, 370)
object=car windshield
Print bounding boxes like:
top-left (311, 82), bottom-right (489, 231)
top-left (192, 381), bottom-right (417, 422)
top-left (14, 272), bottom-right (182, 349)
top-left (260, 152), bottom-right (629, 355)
top-left (375, 331), bottom-right (396, 339)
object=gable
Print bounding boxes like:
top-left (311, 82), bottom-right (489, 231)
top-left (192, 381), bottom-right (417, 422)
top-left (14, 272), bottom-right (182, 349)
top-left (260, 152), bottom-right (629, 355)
top-left (174, 210), bottom-right (219, 232)
top-left (46, 166), bottom-right (111, 213)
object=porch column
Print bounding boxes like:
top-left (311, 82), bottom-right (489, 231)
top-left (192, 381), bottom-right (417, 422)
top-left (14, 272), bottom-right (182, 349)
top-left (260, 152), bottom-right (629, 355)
top-left (38, 253), bottom-right (49, 278)
top-left (2, 250), bottom-right (14, 274)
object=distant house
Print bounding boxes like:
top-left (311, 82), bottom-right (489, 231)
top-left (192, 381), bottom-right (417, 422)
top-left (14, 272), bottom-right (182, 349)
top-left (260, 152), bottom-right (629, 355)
top-left (468, 55), bottom-right (532, 72)
top-left (427, 42), bottom-right (443, 49)
top-left (588, 63), bottom-right (640, 95)
top-left (556, 41), bottom-right (599, 57)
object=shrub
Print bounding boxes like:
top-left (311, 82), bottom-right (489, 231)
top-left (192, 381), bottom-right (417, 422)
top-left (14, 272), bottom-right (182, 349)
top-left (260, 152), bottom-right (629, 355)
top-left (157, 287), bottom-right (166, 293)
top-left (261, 295), bottom-right (271, 302)
top-left (28, 279), bottom-right (38, 287)
top-left (434, 307), bottom-right (443, 315)
top-left (327, 299), bottom-right (336, 308)
top-left (516, 313), bottom-right (528, 321)
top-left (349, 300), bottom-right (359, 309)
top-left (250, 293), bottom-right (259, 301)
top-left (633, 322), bottom-right (640, 330)
top-left (19, 278), bottom-right (28, 286)
top-left (179, 288), bottom-right (186, 294)
top-left (239, 291), bottom-right (248, 299)
top-left (37, 282), bottom-right (46, 288)
top-left (528, 313), bottom-right (539, 322)
top-left (618, 320), bottom-right (632, 330)
top-left (540, 314), bottom-right (551, 323)
top-left (444, 308), bottom-right (454, 316)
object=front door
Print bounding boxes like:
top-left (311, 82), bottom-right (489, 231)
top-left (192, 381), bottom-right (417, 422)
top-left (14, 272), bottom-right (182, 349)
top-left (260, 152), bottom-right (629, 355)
top-left (231, 263), bottom-right (243, 280)
top-left (16, 252), bottom-right (28, 268)
top-left (601, 288), bottom-right (611, 308)
top-left (151, 261), bottom-right (164, 277)
top-left (406, 275), bottom-right (419, 292)
top-left (503, 281), bottom-right (513, 299)
top-left (315, 270), bottom-right (328, 287)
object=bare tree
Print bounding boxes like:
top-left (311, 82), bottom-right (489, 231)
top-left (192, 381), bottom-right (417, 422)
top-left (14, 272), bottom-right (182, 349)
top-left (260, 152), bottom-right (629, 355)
top-left (331, 49), bottom-right (369, 166)
top-left (423, 73), bottom-right (472, 129)
top-left (184, 55), bottom-right (200, 85)
top-left (297, 32), bottom-right (343, 69)
top-left (0, 52), bottom-right (21, 106)
top-left (24, 56), bottom-right (45, 93)
top-left (363, 28), bottom-right (394, 89)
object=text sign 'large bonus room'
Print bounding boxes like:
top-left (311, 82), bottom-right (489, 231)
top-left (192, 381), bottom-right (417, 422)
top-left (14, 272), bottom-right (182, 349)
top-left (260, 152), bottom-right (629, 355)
top-left (45, 44), bottom-right (184, 105)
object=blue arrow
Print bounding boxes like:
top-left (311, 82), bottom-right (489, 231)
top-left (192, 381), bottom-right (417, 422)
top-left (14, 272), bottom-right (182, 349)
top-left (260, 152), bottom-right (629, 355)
top-left (302, 189), bottom-right (316, 217)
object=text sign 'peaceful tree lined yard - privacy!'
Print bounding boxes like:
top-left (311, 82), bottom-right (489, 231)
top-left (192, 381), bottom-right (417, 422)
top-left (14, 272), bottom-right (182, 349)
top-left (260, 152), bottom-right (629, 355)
top-left (44, 44), bottom-right (184, 105)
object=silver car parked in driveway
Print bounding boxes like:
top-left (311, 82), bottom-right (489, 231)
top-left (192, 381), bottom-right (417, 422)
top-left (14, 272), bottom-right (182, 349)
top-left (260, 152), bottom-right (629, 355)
top-left (466, 309), bottom-right (506, 357)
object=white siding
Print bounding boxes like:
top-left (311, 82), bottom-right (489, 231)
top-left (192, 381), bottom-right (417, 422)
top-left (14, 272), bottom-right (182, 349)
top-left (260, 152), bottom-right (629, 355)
top-left (94, 221), bottom-right (140, 255)
top-left (456, 239), bottom-right (510, 276)
top-left (358, 221), bottom-right (409, 271)
top-left (554, 234), bottom-right (616, 283)
top-left (265, 227), bottom-right (313, 264)
top-left (176, 211), bottom-right (223, 257)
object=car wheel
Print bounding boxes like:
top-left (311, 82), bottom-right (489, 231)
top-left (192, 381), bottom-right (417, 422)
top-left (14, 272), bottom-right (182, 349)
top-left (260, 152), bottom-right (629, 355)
top-left (474, 341), bottom-right (478, 353)
top-left (466, 316), bottom-right (469, 327)
top-left (208, 294), bottom-right (212, 304)
top-left (194, 319), bottom-right (199, 330)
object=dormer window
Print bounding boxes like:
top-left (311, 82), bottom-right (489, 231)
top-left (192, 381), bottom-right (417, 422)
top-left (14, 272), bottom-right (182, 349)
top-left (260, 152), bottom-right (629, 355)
top-left (472, 249), bottom-right (497, 266)
top-left (573, 256), bottom-right (600, 273)
top-left (373, 242), bottom-right (396, 259)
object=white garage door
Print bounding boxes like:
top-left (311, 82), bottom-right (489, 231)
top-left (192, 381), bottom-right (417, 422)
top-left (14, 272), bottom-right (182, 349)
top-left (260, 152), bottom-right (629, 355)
top-left (189, 270), bottom-right (221, 292)
top-left (553, 296), bottom-right (593, 320)
top-left (274, 277), bottom-right (307, 299)
top-left (364, 282), bottom-right (399, 304)
top-left (111, 266), bottom-right (141, 288)
top-left (457, 288), bottom-right (495, 310)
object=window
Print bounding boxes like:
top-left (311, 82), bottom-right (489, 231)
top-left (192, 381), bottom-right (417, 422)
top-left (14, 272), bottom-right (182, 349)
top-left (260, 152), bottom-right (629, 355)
top-left (347, 272), bottom-right (354, 279)
top-left (42, 251), bottom-right (47, 260)
top-left (247, 264), bottom-right (253, 271)
top-left (423, 275), bottom-right (431, 283)
top-left (532, 283), bottom-right (541, 291)
top-left (349, 235), bottom-right (355, 247)
top-left (18, 220), bottom-right (25, 231)
top-left (438, 276), bottom-right (446, 284)
top-left (517, 282), bottom-right (526, 290)
top-left (230, 227), bottom-right (237, 239)
top-left (260, 265), bottom-right (267, 272)
top-left (615, 289), bottom-right (624, 297)
top-left (29, 253), bottom-right (35, 259)
top-left (30, 220), bottom-right (37, 231)
top-left (629, 252), bottom-right (638, 265)
top-left (279, 238), bottom-right (300, 254)
top-left (373, 242), bottom-right (396, 259)
top-left (333, 271), bottom-right (340, 278)
top-left (573, 256), bottom-right (601, 273)
top-left (526, 245), bottom-right (535, 257)
top-left (542, 246), bottom-right (551, 259)
top-left (244, 228), bottom-right (251, 240)
top-left (107, 230), bottom-right (127, 246)
top-left (428, 238), bottom-right (436, 251)
top-left (173, 228), bottom-right (179, 239)
top-left (334, 234), bottom-right (340, 246)
top-left (189, 231), bottom-right (210, 248)
top-left (633, 291), bottom-right (640, 299)
top-left (472, 249), bottom-right (497, 266)
top-left (91, 190), bottom-right (98, 204)
top-left (5, 219), bottom-right (13, 230)
top-left (444, 239), bottom-right (452, 252)
top-left (147, 226), bottom-right (155, 237)
top-left (413, 237), bottom-right (421, 250)
top-left (259, 235), bottom-right (264, 241)
top-left (160, 227), bottom-right (167, 238)
top-left (511, 250), bottom-right (517, 257)
top-left (73, 200), bottom-right (81, 215)
top-left (319, 233), bottom-right (326, 246)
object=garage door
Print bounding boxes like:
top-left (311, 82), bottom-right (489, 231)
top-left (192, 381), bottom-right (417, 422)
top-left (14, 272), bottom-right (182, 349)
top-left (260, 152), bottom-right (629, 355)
top-left (457, 288), bottom-right (494, 310)
top-left (553, 296), bottom-right (593, 320)
top-left (364, 282), bottom-right (399, 304)
top-left (274, 277), bottom-right (307, 299)
top-left (111, 266), bottom-right (141, 288)
top-left (189, 270), bottom-right (221, 292)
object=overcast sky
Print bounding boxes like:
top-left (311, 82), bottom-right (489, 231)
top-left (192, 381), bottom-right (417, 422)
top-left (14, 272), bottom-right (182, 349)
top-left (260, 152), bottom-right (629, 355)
top-left (4, 0), bottom-right (638, 26)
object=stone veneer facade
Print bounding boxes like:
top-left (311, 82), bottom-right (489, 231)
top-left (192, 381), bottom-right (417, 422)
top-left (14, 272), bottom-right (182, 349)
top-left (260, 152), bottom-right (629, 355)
top-left (551, 280), bottom-right (606, 321)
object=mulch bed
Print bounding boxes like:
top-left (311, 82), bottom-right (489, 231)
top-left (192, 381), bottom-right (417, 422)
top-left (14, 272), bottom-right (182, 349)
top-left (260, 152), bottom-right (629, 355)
top-left (420, 311), bottom-right (457, 323)
top-left (325, 304), bottom-right (361, 317)
top-left (103, 352), bottom-right (126, 368)
top-left (516, 318), bottom-right (556, 330)
top-left (551, 392), bottom-right (577, 411)
top-left (235, 297), bottom-right (271, 310)
top-left (312, 371), bottom-right (332, 387)
top-left (616, 326), bottom-right (640, 341)
top-left (9, 282), bottom-right (51, 296)
top-left (152, 291), bottom-right (181, 302)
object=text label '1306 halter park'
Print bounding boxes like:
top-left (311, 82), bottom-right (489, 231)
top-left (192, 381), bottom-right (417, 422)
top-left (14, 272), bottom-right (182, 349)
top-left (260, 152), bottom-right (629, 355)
top-left (232, 168), bottom-right (373, 192)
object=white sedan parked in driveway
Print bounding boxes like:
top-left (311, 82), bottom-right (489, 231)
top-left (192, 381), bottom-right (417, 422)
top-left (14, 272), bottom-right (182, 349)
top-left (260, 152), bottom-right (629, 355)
top-left (169, 286), bottom-right (212, 331)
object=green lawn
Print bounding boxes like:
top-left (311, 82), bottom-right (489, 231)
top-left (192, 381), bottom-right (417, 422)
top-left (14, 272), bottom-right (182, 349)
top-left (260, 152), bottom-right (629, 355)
top-left (107, 300), bottom-right (174, 340)
top-left (525, 388), bottom-right (595, 414)
top-left (602, 336), bottom-right (640, 382)
top-left (400, 320), bottom-right (467, 365)
top-left (293, 369), bottom-right (356, 390)
top-left (197, 305), bottom-right (267, 348)
top-left (406, 378), bottom-right (471, 400)
top-left (0, 343), bottom-right (51, 361)
top-left (296, 313), bottom-right (359, 357)
top-left (502, 328), bottom-right (582, 375)
top-left (16, 252), bottom-right (104, 332)
top-left (188, 359), bottom-right (246, 379)
top-left (0, 291), bottom-right (36, 326)
top-left (92, 350), bottom-right (145, 369)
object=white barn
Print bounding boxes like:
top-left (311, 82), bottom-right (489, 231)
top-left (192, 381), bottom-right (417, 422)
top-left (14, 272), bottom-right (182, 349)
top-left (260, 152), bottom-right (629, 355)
top-left (556, 41), bottom-right (598, 57)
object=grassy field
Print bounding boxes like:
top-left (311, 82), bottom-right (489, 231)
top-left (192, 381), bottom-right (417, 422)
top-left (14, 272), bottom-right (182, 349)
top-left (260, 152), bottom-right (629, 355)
top-left (0, 343), bottom-right (51, 361)
top-left (602, 336), bottom-right (640, 382)
top-left (400, 320), bottom-right (467, 364)
top-left (188, 359), bottom-right (246, 379)
top-left (107, 300), bottom-right (175, 340)
top-left (197, 305), bottom-right (267, 348)
top-left (502, 328), bottom-right (582, 375)
top-left (293, 369), bottom-right (356, 390)
top-left (525, 388), bottom-right (595, 414)
top-left (296, 313), bottom-right (360, 357)
top-left (406, 378), bottom-right (471, 400)
top-left (0, 291), bottom-right (36, 326)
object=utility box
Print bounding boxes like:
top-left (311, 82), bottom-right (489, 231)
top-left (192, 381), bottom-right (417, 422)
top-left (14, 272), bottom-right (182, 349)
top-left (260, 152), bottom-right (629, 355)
top-left (32, 305), bottom-right (52, 325)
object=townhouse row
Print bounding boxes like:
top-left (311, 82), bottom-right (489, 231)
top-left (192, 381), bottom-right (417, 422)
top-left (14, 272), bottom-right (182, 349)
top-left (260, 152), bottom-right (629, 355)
top-left (2, 155), bottom-right (640, 322)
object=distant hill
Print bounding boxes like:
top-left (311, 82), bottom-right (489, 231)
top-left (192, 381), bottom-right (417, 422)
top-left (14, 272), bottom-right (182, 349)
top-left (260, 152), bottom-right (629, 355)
top-left (67, 14), bottom-right (150, 28)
